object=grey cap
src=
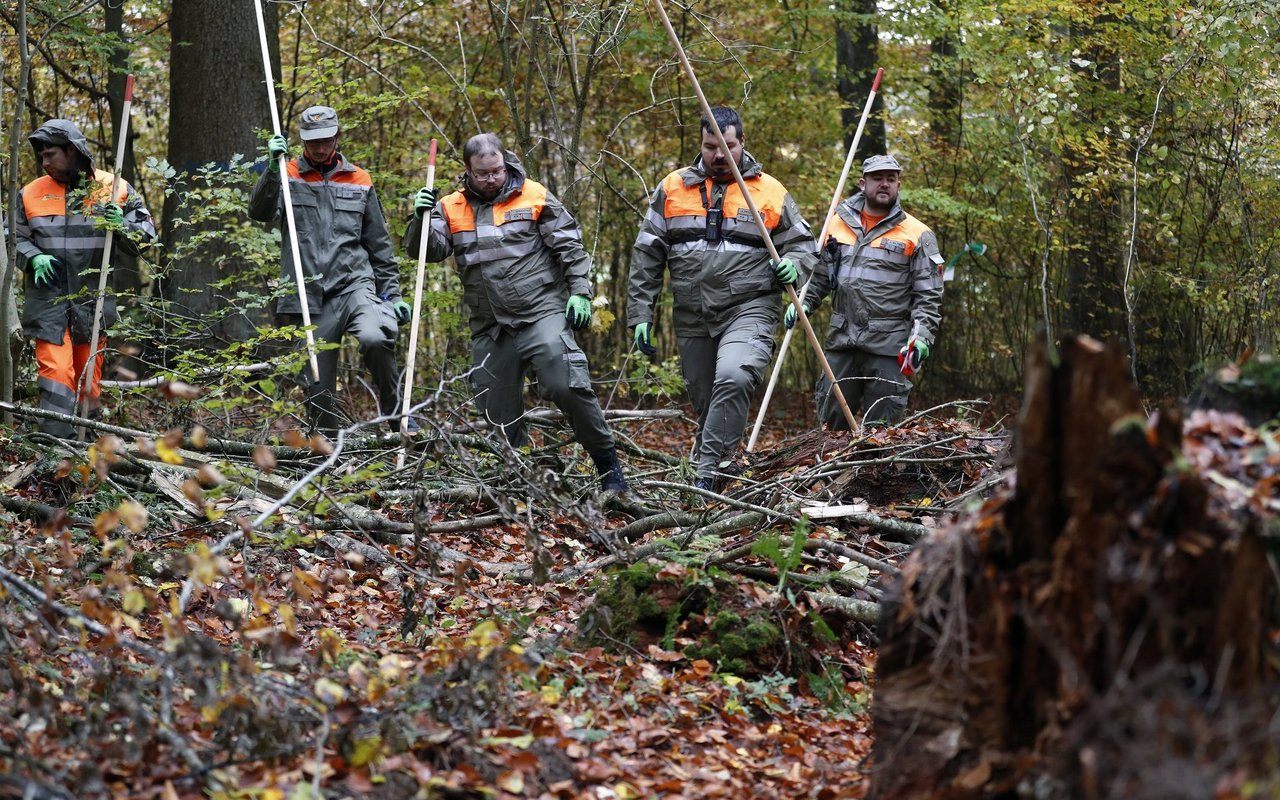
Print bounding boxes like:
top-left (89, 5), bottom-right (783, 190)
top-left (862, 154), bottom-right (902, 175)
top-left (299, 106), bottom-right (339, 141)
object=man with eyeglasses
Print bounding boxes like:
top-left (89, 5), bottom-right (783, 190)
top-left (404, 133), bottom-right (627, 493)
top-left (250, 105), bottom-right (409, 436)
top-left (627, 106), bottom-right (817, 492)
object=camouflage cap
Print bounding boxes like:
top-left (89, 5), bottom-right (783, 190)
top-left (861, 154), bottom-right (902, 175)
top-left (299, 106), bottom-right (339, 141)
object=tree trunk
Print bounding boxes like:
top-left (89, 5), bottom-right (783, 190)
top-left (1, 0), bottom-right (31, 413)
top-left (835, 0), bottom-right (885, 156)
top-left (868, 335), bottom-right (1277, 799)
top-left (104, 0), bottom-right (141, 299)
top-left (928, 0), bottom-right (962, 152)
top-left (159, 0), bottom-right (279, 347)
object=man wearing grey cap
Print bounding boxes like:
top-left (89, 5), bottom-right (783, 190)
top-left (250, 105), bottom-right (410, 435)
top-left (786, 154), bottom-right (945, 425)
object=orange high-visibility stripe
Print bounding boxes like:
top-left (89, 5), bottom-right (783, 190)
top-left (35, 330), bottom-right (105, 400)
top-left (442, 183), bottom-right (549, 234)
top-left (284, 161), bottom-right (374, 187)
top-left (659, 172), bottom-right (786, 230)
top-left (23, 171), bottom-right (128, 219)
top-left (827, 211), bottom-right (930, 256)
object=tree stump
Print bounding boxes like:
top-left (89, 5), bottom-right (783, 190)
top-left (868, 336), bottom-right (1278, 799)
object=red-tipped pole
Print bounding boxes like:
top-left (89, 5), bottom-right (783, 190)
top-left (747, 67), bottom-right (884, 450)
top-left (79, 74), bottom-right (136, 436)
top-left (398, 139), bottom-right (438, 466)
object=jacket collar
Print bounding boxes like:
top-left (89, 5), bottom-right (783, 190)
top-left (463, 149), bottom-right (527, 203)
top-left (841, 191), bottom-right (905, 233)
top-left (683, 149), bottom-right (764, 186)
top-left (296, 152), bottom-right (357, 177)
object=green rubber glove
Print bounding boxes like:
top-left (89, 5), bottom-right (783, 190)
top-left (633, 322), bottom-right (656, 356)
top-left (565, 295), bottom-right (592, 331)
top-left (414, 187), bottom-right (437, 219)
top-left (101, 203), bottom-right (124, 228)
top-left (29, 254), bottom-right (59, 288)
top-left (393, 299), bottom-right (413, 325)
top-left (783, 301), bottom-right (812, 330)
top-left (267, 134), bottom-right (289, 171)
top-left (898, 338), bottom-right (931, 376)
top-left (772, 256), bottom-right (798, 286)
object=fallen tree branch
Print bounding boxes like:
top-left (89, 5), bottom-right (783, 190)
top-left (806, 590), bottom-right (880, 625)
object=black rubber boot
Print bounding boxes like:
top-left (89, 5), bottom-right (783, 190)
top-left (591, 448), bottom-right (628, 493)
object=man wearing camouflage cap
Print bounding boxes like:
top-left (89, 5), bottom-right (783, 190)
top-left (250, 105), bottom-right (409, 435)
top-left (14, 118), bottom-right (156, 438)
top-left (786, 154), bottom-right (945, 426)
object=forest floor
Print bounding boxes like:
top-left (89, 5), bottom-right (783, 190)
top-left (0, 386), bottom-right (1005, 800)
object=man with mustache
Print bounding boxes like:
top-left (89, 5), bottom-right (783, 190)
top-left (628, 106), bottom-right (817, 491)
top-left (787, 155), bottom-right (945, 426)
top-left (405, 133), bottom-right (627, 493)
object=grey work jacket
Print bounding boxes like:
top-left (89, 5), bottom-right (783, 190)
top-left (404, 152), bottom-right (593, 339)
top-left (806, 192), bottom-right (944, 356)
top-left (15, 170), bottom-right (155, 343)
top-left (627, 151), bottom-right (816, 338)
top-left (249, 153), bottom-right (400, 315)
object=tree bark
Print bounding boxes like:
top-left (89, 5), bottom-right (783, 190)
top-left (159, 0), bottom-right (279, 347)
top-left (834, 0), bottom-right (885, 156)
top-left (869, 335), bottom-right (1277, 798)
top-left (104, 0), bottom-right (141, 298)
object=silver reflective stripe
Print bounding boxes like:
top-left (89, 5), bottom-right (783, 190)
top-left (644, 207), bottom-right (667, 228)
top-left (845, 266), bottom-right (910, 284)
top-left (451, 230), bottom-right (478, 246)
top-left (634, 231), bottom-right (664, 251)
top-left (476, 224), bottom-right (501, 238)
top-left (38, 376), bottom-right (77, 404)
top-left (27, 216), bottom-right (64, 230)
top-left (40, 236), bottom-right (109, 250)
top-left (913, 278), bottom-right (942, 291)
top-left (472, 241), bottom-right (541, 262)
top-left (542, 227), bottom-right (582, 247)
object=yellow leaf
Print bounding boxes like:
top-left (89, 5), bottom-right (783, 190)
top-left (94, 510), bottom-right (120, 538)
top-left (540, 684), bottom-right (562, 704)
top-left (314, 677), bottom-right (346, 706)
top-left (118, 500), bottom-right (148, 533)
top-left (277, 603), bottom-right (297, 634)
top-left (122, 588), bottom-right (146, 615)
top-left (189, 425), bottom-right (208, 449)
top-left (349, 735), bottom-right (382, 768)
top-left (155, 438), bottom-right (184, 466)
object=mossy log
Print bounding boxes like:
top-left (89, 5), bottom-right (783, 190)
top-left (868, 336), bottom-right (1278, 799)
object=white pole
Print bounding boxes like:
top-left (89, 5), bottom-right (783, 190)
top-left (650, 0), bottom-right (859, 433)
top-left (397, 139), bottom-right (438, 467)
top-left (746, 68), bottom-right (883, 450)
top-left (79, 73), bottom-right (134, 436)
top-left (253, 0), bottom-right (320, 383)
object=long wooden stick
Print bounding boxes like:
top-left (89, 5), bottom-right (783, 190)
top-left (79, 73), bottom-right (134, 435)
top-left (747, 68), bottom-right (883, 450)
top-left (650, 0), bottom-right (857, 433)
top-left (253, 0), bottom-right (319, 383)
top-left (398, 139), bottom-right (438, 467)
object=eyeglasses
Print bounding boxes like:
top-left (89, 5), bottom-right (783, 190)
top-left (469, 168), bottom-right (506, 181)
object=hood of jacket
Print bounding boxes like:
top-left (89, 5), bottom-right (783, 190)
top-left (463, 149), bottom-right (528, 203)
top-left (28, 119), bottom-right (94, 172)
top-left (683, 148), bottom-right (764, 186)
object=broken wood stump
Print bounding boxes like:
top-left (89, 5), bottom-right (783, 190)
top-left (868, 336), bottom-right (1279, 799)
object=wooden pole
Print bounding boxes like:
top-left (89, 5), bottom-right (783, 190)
top-left (79, 73), bottom-right (134, 436)
top-left (650, 0), bottom-right (858, 433)
top-left (746, 68), bottom-right (883, 450)
top-left (253, 0), bottom-right (320, 384)
top-left (398, 139), bottom-right (438, 468)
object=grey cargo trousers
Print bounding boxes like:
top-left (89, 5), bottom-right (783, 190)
top-left (676, 310), bottom-right (776, 481)
top-left (469, 313), bottom-right (614, 456)
top-left (816, 349), bottom-right (910, 428)
top-left (283, 284), bottom-right (402, 434)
